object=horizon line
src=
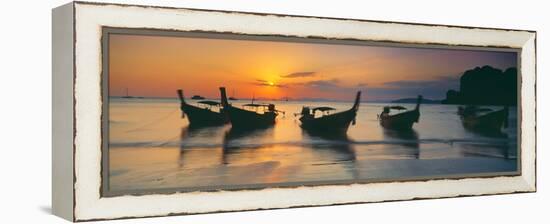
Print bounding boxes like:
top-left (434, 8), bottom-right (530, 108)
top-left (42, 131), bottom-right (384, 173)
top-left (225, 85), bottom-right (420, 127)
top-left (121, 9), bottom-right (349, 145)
top-left (108, 95), bottom-right (440, 102)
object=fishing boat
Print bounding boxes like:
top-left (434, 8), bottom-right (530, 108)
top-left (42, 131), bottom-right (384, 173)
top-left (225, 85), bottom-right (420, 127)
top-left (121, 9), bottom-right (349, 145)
top-left (177, 89), bottom-right (228, 127)
top-left (121, 88), bottom-right (144, 99)
top-left (191, 95), bottom-right (205, 100)
top-left (219, 87), bottom-right (282, 129)
top-left (458, 106), bottom-right (508, 133)
top-left (298, 91), bottom-right (361, 135)
top-left (378, 95), bottom-right (422, 130)
top-left (228, 90), bottom-right (238, 101)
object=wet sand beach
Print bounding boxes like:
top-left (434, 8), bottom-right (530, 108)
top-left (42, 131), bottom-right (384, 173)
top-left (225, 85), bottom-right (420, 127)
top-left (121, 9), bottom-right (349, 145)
top-left (108, 98), bottom-right (517, 192)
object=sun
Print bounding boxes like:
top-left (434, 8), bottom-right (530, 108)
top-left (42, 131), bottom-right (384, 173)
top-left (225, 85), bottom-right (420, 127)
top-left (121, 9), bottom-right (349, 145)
top-left (268, 81), bottom-right (275, 86)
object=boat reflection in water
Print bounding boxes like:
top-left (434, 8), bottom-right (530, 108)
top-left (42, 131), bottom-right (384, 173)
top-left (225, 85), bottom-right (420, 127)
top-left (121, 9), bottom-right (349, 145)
top-left (383, 129), bottom-right (419, 148)
top-left (381, 129), bottom-right (420, 159)
top-left (223, 126), bottom-right (275, 149)
top-left (221, 126), bottom-right (275, 164)
top-left (302, 130), bottom-right (359, 179)
top-left (108, 97), bottom-right (518, 191)
top-left (178, 125), bottom-right (226, 169)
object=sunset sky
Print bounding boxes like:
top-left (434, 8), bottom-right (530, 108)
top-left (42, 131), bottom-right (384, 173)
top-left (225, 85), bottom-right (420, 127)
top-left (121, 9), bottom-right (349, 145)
top-left (109, 34), bottom-right (517, 101)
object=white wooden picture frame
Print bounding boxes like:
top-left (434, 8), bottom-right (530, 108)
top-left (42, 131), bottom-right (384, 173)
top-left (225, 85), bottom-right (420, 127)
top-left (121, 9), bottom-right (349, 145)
top-left (52, 1), bottom-right (536, 221)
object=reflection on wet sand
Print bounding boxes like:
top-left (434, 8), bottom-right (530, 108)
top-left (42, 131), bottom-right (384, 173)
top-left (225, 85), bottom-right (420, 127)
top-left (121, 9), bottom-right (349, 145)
top-left (223, 127), bottom-right (275, 149)
top-left (175, 121), bottom-right (512, 188)
top-left (458, 142), bottom-right (511, 159)
top-left (220, 126), bottom-right (311, 185)
top-left (300, 131), bottom-right (358, 179)
top-left (222, 126), bottom-right (275, 165)
top-left (178, 126), bottom-right (225, 168)
top-left (177, 125), bottom-right (284, 188)
top-left (381, 129), bottom-right (420, 159)
top-left (109, 99), bottom-right (518, 192)
top-left (383, 129), bottom-right (419, 148)
top-left (301, 130), bottom-right (356, 163)
top-left (177, 124), bottom-right (362, 185)
top-left (462, 124), bottom-right (509, 139)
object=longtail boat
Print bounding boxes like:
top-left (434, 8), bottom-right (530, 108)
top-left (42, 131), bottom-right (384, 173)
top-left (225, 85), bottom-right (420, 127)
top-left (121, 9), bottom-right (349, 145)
top-left (191, 95), bottom-right (205, 100)
top-left (378, 95), bottom-right (422, 130)
top-left (298, 91), bottom-right (361, 136)
top-left (219, 87), bottom-right (281, 129)
top-left (229, 90), bottom-right (238, 101)
top-left (459, 106), bottom-right (509, 133)
top-left (177, 89), bottom-right (228, 127)
top-left (121, 88), bottom-right (144, 99)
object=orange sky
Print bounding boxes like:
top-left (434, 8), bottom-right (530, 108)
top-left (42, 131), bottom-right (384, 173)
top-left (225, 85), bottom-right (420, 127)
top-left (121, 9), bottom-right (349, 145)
top-left (109, 34), bottom-right (517, 101)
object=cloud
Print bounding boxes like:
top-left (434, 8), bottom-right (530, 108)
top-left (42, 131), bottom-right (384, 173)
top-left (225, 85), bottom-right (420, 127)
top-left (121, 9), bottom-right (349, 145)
top-left (299, 79), bottom-right (341, 89)
top-left (281, 71), bottom-right (316, 78)
top-left (382, 75), bottom-right (458, 89)
top-left (367, 75), bottom-right (459, 100)
top-left (292, 78), bottom-right (365, 95)
top-left (282, 74), bottom-right (458, 101)
top-left (252, 79), bottom-right (287, 88)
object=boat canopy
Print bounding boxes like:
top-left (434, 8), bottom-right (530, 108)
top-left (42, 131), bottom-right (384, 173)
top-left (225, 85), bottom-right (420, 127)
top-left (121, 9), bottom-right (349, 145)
top-left (197, 100), bottom-right (221, 106)
top-left (459, 106), bottom-right (493, 116)
top-left (470, 107), bottom-right (493, 112)
top-left (243, 103), bottom-right (269, 107)
top-left (312, 107), bottom-right (336, 113)
top-left (389, 106), bottom-right (407, 110)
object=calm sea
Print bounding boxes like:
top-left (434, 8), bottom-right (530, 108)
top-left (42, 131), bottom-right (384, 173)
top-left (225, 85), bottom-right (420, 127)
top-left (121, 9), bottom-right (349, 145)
top-left (108, 97), bottom-right (518, 192)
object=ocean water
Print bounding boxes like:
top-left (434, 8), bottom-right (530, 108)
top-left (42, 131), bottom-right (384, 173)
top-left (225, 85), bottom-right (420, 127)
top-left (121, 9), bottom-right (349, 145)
top-left (108, 98), bottom-right (518, 193)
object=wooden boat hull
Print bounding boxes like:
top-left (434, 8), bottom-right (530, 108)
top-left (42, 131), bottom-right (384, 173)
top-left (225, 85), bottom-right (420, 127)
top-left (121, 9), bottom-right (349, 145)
top-left (225, 106), bottom-right (277, 129)
top-left (299, 91), bottom-right (361, 136)
top-left (379, 109), bottom-right (420, 130)
top-left (182, 103), bottom-right (228, 126)
top-left (300, 109), bottom-right (357, 134)
top-left (379, 95), bottom-right (422, 130)
top-left (219, 87), bottom-right (277, 129)
top-left (178, 89), bottom-right (228, 127)
top-left (461, 107), bottom-right (508, 133)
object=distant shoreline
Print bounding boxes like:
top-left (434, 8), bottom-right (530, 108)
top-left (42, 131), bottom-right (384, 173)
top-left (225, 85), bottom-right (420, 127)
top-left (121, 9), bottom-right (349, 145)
top-left (109, 96), bottom-right (443, 104)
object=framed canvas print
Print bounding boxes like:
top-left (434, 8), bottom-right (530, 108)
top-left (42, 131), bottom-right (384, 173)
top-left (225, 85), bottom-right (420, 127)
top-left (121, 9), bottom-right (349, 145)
top-left (52, 1), bottom-right (536, 222)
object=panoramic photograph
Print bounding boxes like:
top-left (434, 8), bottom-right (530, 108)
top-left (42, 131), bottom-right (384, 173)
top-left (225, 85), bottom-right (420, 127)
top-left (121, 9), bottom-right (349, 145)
top-left (106, 32), bottom-right (519, 193)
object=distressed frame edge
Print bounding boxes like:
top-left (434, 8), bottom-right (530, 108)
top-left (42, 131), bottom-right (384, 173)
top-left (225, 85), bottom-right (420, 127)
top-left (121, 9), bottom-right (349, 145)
top-left (75, 0), bottom-right (536, 33)
top-left (519, 32), bottom-right (537, 191)
top-left (52, 2), bottom-right (76, 222)
top-left (70, 2), bottom-right (537, 221)
top-left (81, 190), bottom-right (537, 222)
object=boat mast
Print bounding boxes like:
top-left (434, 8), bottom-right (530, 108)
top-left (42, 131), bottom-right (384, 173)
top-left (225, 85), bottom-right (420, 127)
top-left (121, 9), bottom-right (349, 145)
top-left (219, 87), bottom-right (229, 107)
top-left (176, 89), bottom-right (186, 118)
top-left (415, 95), bottom-right (423, 111)
top-left (352, 91), bottom-right (362, 111)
